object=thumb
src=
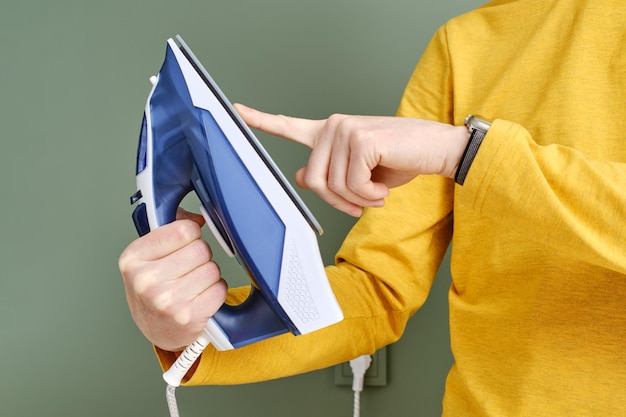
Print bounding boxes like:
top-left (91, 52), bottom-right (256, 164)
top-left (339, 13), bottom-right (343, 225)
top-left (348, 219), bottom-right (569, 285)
top-left (176, 207), bottom-right (206, 227)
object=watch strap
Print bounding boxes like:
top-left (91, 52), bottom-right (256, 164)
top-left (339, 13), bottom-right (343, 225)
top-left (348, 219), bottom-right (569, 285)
top-left (454, 127), bottom-right (487, 185)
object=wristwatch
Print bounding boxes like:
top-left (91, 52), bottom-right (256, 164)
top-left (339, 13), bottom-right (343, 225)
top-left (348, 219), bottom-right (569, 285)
top-left (454, 115), bottom-right (491, 185)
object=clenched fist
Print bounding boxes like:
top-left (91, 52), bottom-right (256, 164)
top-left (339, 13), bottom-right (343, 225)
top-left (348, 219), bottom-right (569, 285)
top-left (119, 209), bottom-right (227, 351)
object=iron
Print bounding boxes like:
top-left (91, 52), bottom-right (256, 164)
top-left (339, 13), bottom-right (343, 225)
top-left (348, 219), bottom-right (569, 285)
top-left (129, 35), bottom-right (343, 353)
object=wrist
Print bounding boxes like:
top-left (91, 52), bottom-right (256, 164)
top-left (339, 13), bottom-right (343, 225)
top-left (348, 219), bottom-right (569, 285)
top-left (442, 125), bottom-right (471, 179)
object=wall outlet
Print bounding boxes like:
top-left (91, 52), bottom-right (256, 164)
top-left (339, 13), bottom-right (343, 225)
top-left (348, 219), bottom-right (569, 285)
top-left (334, 346), bottom-right (387, 387)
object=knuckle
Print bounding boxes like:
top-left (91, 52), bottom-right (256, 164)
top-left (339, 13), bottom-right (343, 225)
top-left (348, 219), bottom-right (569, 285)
top-left (304, 177), bottom-right (327, 194)
top-left (351, 130), bottom-right (369, 147)
top-left (335, 115), bottom-right (358, 135)
top-left (173, 308), bottom-right (192, 326)
top-left (348, 126), bottom-right (372, 149)
top-left (300, 170), bottom-right (316, 189)
top-left (130, 272), bottom-right (155, 298)
top-left (205, 260), bottom-right (222, 280)
top-left (117, 249), bottom-right (134, 277)
top-left (301, 168), bottom-right (328, 192)
top-left (194, 261), bottom-right (222, 285)
top-left (203, 279), bottom-right (228, 317)
top-left (327, 177), bottom-right (345, 193)
top-left (188, 239), bottom-right (212, 263)
top-left (151, 287), bottom-right (189, 327)
top-left (152, 287), bottom-right (175, 313)
top-left (118, 240), bottom-right (146, 277)
top-left (210, 278), bottom-right (228, 300)
top-left (327, 113), bottom-right (347, 126)
top-left (345, 171), bottom-right (366, 191)
top-left (170, 219), bottom-right (202, 245)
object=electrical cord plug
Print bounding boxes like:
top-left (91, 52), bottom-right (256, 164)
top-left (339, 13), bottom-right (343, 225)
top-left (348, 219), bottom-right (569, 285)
top-left (349, 355), bottom-right (372, 417)
top-left (349, 355), bottom-right (372, 393)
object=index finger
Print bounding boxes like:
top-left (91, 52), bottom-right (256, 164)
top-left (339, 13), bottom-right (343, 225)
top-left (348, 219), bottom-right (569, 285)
top-left (234, 103), bottom-right (322, 149)
top-left (122, 219), bottom-right (204, 263)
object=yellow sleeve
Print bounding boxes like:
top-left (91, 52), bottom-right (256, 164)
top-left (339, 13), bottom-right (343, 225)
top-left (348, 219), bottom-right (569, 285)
top-left (153, 26), bottom-right (458, 386)
top-left (458, 119), bottom-right (626, 274)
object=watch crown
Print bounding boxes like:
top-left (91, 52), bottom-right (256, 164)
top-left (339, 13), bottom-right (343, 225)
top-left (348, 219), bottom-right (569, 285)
top-left (465, 114), bottom-right (491, 131)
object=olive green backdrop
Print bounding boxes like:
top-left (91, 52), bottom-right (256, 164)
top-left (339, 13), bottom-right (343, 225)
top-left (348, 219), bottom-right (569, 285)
top-left (0, 1), bottom-right (484, 416)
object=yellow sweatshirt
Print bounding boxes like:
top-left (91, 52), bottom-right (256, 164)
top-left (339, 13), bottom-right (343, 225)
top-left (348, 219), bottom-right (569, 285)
top-left (157, 0), bottom-right (626, 415)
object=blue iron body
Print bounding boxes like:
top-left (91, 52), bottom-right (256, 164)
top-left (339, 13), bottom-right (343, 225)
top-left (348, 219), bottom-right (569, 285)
top-left (129, 36), bottom-right (342, 350)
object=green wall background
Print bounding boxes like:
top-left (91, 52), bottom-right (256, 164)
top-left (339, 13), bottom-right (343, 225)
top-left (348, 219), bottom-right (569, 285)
top-left (0, 1), bottom-right (485, 416)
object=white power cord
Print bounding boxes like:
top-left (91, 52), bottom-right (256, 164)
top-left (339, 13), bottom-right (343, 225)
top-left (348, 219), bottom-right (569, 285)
top-left (165, 384), bottom-right (180, 417)
top-left (349, 355), bottom-right (372, 417)
top-left (164, 339), bottom-right (372, 417)
top-left (163, 331), bottom-right (213, 417)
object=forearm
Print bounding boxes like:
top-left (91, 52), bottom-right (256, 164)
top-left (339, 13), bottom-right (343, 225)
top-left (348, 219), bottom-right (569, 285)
top-left (457, 119), bottom-right (626, 274)
top-left (156, 175), bottom-right (454, 385)
top-left (157, 266), bottom-right (412, 385)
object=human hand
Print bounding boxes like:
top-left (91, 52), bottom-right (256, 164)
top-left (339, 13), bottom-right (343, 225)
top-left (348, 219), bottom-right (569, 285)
top-left (234, 104), bottom-right (469, 216)
top-left (118, 208), bottom-right (227, 351)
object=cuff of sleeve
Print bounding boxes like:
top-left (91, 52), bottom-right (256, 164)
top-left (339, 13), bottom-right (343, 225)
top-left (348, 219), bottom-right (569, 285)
top-left (154, 344), bottom-right (215, 386)
top-left (455, 119), bottom-right (524, 212)
top-left (153, 286), bottom-right (253, 385)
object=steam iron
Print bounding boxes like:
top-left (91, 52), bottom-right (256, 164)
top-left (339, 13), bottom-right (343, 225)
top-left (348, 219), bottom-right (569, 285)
top-left (129, 35), bottom-right (343, 362)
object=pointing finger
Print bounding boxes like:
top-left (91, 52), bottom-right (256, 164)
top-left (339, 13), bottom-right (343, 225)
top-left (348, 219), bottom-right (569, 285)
top-left (234, 103), bottom-right (323, 149)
